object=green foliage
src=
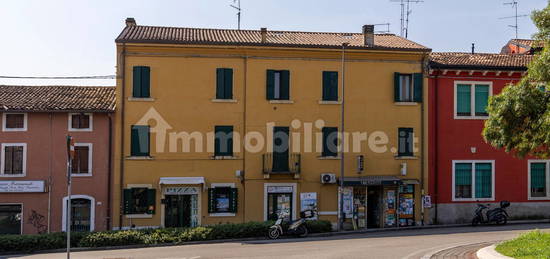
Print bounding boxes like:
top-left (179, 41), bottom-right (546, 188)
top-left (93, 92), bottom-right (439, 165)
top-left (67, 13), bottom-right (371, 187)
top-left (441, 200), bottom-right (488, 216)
top-left (496, 230), bottom-right (550, 259)
top-left (0, 232), bottom-right (87, 253)
top-left (483, 2), bottom-right (550, 158)
top-left (306, 220), bottom-right (333, 233)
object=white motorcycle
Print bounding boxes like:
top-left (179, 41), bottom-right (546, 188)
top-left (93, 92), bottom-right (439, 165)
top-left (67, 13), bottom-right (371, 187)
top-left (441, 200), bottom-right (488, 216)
top-left (267, 207), bottom-right (316, 239)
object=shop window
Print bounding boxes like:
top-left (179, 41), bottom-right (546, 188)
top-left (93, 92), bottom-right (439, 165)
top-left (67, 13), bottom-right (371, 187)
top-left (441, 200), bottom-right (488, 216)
top-left (398, 185), bottom-right (415, 227)
top-left (455, 82), bottom-right (491, 118)
top-left (216, 68), bottom-right (233, 100)
top-left (1, 144), bottom-right (26, 176)
top-left (322, 71), bottom-right (338, 101)
top-left (322, 127), bottom-right (338, 157)
top-left (208, 187), bottom-right (238, 213)
top-left (131, 125), bottom-right (150, 157)
top-left (267, 186), bottom-right (293, 221)
top-left (214, 126), bottom-right (234, 157)
top-left (69, 113), bottom-right (92, 131)
top-left (71, 144), bottom-right (92, 175)
top-left (266, 70), bottom-right (290, 100)
top-left (3, 113), bottom-right (27, 131)
top-left (394, 73), bottom-right (422, 103)
top-left (0, 205), bottom-right (22, 234)
top-left (453, 161), bottom-right (494, 201)
top-left (397, 128), bottom-right (414, 157)
top-left (123, 188), bottom-right (156, 214)
top-left (529, 161), bottom-right (550, 199)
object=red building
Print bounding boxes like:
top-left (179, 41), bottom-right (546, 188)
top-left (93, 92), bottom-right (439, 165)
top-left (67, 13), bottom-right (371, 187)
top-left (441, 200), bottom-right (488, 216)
top-left (427, 52), bottom-right (549, 224)
top-left (0, 85), bottom-right (115, 234)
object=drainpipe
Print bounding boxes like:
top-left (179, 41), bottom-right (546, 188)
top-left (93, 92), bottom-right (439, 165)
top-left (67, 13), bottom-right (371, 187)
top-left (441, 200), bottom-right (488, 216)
top-left (118, 44), bottom-right (127, 230)
top-left (434, 72), bottom-right (439, 225)
top-left (338, 42), bottom-right (348, 231)
top-left (106, 113), bottom-right (113, 230)
top-left (242, 54), bottom-right (248, 223)
top-left (420, 54), bottom-right (427, 226)
top-left (47, 112), bottom-right (53, 233)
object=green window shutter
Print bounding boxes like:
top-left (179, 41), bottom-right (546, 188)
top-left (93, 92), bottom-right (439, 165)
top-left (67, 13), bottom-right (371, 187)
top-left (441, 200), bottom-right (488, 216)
top-left (474, 85), bottom-right (489, 116)
top-left (146, 189), bottom-right (156, 214)
top-left (131, 125), bottom-right (150, 156)
top-left (230, 188), bottom-right (238, 213)
top-left (322, 127), bottom-right (338, 157)
top-left (141, 66), bottom-right (151, 98)
top-left (132, 67), bottom-right (142, 98)
top-left (208, 188), bottom-right (216, 213)
top-left (123, 189), bottom-right (134, 214)
top-left (413, 73), bottom-right (423, 102)
top-left (216, 68), bottom-right (225, 99)
top-left (266, 70), bottom-right (275, 100)
top-left (457, 84), bottom-right (472, 116)
top-left (322, 72), bottom-right (330, 101)
top-left (398, 128), bottom-right (413, 157)
top-left (475, 163), bottom-right (492, 198)
top-left (323, 72), bottom-right (338, 101)
top-left (455, 163), bottom-right (472, 185)
top-left (394, 72), bottom-right (401, 102)
top-left (280, 70), bottom-right (290, 100)
top-left (224, 68), bottom-right (233, 99)
top-left (214, 126), bottom-right (233, 156)
top-left (531, 163), bottom-right (547, 196)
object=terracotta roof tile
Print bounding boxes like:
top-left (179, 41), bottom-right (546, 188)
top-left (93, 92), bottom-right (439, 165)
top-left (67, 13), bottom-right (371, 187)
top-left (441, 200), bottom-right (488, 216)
top-left (429, 52), bottom-right (533, 70)
top-left (0, 85), bottom-right (115, 112)
top-left (509, 39), bottom-right (544, 48)
top-left (116, 25), bottom-right (430, 51)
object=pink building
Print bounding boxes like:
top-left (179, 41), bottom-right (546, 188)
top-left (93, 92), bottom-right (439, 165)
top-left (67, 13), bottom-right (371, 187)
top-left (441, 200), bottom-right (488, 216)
top-left (0, 85), bottom-right (115, 234)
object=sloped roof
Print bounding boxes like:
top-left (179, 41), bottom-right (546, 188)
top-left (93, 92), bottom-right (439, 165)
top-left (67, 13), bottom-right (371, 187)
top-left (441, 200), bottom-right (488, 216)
top-left (509, 39), bottom-right (544, 48)
top-left (429, 52), bottom-right (533, 70)
top-left (116, 25), bottom-right (430, 51)
top-left (0, 85), bottom-right (115, 112)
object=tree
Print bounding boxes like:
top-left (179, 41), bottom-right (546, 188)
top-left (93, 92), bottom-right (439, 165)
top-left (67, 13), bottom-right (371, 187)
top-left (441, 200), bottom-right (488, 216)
top-left (483, 2), bottom-right (550, 158)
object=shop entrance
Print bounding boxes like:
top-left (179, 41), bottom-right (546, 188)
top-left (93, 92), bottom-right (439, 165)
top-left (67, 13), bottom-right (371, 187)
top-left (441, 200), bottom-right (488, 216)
top-left (367, 186), bottom-right (382, 228)
top-left (164, 195), bottom-right (192, 228)
top-left (267, 192), bottom-right (292, 221)
top-left (0, 205), bottom-right (21, 234)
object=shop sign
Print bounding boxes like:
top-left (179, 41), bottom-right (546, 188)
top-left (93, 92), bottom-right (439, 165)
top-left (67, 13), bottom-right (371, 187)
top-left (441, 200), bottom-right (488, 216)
top-left (164, 187), bottom-right (199, 195)
top-left (0, 181), bottom-right (45, 193)
top-left (267, 186), bottom-right (293, 193)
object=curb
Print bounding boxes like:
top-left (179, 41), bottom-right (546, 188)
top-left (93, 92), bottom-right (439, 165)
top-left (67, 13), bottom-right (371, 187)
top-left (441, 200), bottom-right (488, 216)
top-left (477, 245), bottom-right (513, 259)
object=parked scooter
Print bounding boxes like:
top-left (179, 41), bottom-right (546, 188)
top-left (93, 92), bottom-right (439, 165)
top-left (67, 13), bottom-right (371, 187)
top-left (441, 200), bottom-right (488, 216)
top-left (267, 207), bottom-right (316, 239)
top-left (472, 200), bottom-right (510, 226)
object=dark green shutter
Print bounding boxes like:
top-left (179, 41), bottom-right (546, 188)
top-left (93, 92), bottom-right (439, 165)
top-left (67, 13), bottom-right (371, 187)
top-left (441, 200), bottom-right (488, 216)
top-left (146, 189), bottom-right (156, 214)
top-left (322, 127), bottom-right (338, 157)
top-left (123, 189), bottom-right (133, 214)
top-left (208, 188), bottom-right (216, 213)
top-left (457, 84), bottom-right (471, 116)
top-left (475, 163), bottom-right (492, 198)
top-left (413, 73), bottom-right (423, 102)
top-left (455, 163), bottom-right (472, 185)
top-left (266, 70), bottom-right (275, 100)
top-left (280, 70), bottom-right (290, 100)
top-left (141, 66), bottom-right (150, 98)
top-left (224, 68), bottom-right (233, 99)
top-left (229, 188), bottom-right (238, 213)
top-left (216, 68), bottom-right (225, 99)
top-left (322, 72), bottom-right (330, 101)
top-left (474, 85), bottom-right (489, 116)
top-left (394, 72), bottom-right (401, 102)
top-left (531, 163), bottom-right (547, 197)
top-left (132, 67), bottom-right (142, 98)
top-left (131, 125), bottom-right (150, 156)
top-left (323, 71), bottom-right (338, 101)
top-left (398, 128), bottom-right (413, 157)
top-left (215, 126), bottom-right (233, 156)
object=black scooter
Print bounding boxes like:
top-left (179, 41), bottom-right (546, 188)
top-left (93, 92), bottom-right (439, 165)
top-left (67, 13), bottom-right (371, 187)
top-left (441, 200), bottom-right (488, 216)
top-left (267, 207), bottom-right (316, 239)
top-left (472, 200), bottom-right (510, 226)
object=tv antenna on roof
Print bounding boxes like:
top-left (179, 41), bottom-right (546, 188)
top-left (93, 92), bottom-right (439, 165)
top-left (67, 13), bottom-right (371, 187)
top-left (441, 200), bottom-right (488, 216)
top-left (230, 0), bottom-right (242, 30)
top-left (500, 1), bottom-right (529, 39)
top-left (374, 23), bottom-right (391, 34)
top-left (390, 0), bottom-right (424, 38)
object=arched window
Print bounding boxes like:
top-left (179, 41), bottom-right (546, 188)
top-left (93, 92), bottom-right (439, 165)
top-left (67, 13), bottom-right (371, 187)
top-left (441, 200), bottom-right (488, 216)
top-left (62, 195), bottom-right (95, 232)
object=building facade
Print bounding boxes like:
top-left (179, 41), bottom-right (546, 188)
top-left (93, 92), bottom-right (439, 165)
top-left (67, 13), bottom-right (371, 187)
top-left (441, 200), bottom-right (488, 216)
top-left (0, 85), bottom-right (115, 234)
top-left (113, 18), bottom-right (430, 230)
top-left (427, 52), bottom-right (550, 224)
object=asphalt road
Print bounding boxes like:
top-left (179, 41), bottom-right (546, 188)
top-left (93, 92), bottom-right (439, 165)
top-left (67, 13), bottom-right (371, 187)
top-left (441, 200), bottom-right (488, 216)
top-left (8, 223), bottom-right (550, 259)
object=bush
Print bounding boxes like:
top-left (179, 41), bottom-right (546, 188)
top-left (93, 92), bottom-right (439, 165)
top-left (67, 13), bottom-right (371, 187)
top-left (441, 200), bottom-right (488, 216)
top-left (0, 232), bottom-right (88, 253)
top-left (78, 230), bottom-right (145, 247)
top-left (306, 220), bottom-right (333, 233)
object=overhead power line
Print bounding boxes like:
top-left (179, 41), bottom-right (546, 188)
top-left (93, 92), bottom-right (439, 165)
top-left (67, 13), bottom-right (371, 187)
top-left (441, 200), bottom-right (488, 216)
top-left (0, 75), bottom-right (115, 79)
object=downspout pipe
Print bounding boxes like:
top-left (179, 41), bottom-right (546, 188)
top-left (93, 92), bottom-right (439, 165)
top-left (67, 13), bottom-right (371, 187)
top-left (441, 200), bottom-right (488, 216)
top-left (420, 54), bottom-right (426, 226)
top-left (106, 113), bottom-right (113, 230)
top-left (118, 43), bottom-right (127, 230)
top-left (434, 71), bottom-right (439, 225)
top-left (338, 43), bottom-right (348, 231)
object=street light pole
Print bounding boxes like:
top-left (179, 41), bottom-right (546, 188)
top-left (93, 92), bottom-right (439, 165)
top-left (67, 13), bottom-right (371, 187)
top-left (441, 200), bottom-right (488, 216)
top-left (338, 42), bottom-right (348, 231)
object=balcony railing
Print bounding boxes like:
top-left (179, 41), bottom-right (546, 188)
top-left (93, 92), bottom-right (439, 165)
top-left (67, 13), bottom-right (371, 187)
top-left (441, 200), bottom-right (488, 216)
top-left (262, 153), bottom-right (301, 176)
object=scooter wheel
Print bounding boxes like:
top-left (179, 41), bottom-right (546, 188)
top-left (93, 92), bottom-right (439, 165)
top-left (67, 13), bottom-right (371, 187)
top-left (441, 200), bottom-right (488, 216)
top-left (297, 225), bottom-right (308, 238)
top-left (496, 215), bottom-right (507, 225)
top-left (472, 217), bottom-right (481, 226)
top-left (268, 227), bottom-right (281, 239)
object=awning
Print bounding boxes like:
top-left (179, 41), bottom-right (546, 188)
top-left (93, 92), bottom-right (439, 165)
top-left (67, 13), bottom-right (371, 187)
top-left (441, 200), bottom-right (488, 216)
top-left (340, 176), bottom-right (401, 186)
top-left (159, 177), bottom-right (205, 185)
top-left (402, 179), bottom-right (420, 185)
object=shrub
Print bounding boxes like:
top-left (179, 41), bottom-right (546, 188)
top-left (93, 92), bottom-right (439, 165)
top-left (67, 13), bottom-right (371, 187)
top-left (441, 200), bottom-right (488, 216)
top-left (0, 232), bottom-right (88, 253)
top-left (78, 230), bottom-right (145, 247)
top-left (306, 220), bottom-right (333, 233)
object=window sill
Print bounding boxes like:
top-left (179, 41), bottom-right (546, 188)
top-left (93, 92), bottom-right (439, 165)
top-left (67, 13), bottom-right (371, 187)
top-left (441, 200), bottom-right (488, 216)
top-left (211, 99), bottom-right (238, 103)
top-left (209, 213), bottom-right (236, 217)
top-left (452, 198), bottom-right (495, 202)
top-left (528, 197), bottom-right (550, 201)
top-left (68, 128), bottom-right (93, 132)
top-left (0, 174), bottom-right (26, 178)
top-left (2, 128), bottom-right (27, 132)
top-left (395, 156), bottom-right (418, 160)
top-left (125, 214), bottom-right (153, 219)
top-left (454, 115), bottom-right (489, 120)
top-left (71, 173), bottom-right (93, 177)
top-left (126, 156), bottom-right (154, 160)
top-left (128, 97), bottom-right (155, 102)
top-left (394, 102), bottom-right (419, 106)
top-left (318, 100), bottom-right (341, 105)
top-left (269, 100), bottom-right (294, 104)
top-left (211, 156), bottom-right (238, 160)
top-left (318, 156), bottom-right (341, 160)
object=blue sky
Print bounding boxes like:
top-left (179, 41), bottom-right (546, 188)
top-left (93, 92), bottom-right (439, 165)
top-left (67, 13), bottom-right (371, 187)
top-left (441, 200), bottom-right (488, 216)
top-left (0, 0), bottom-right (546, 86)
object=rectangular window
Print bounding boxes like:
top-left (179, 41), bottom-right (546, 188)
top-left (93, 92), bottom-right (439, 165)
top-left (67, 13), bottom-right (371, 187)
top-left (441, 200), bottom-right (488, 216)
top-left (2, 113), bottom-right (26, 131)
top-left (272, 127), bottom-right (290, 172)
top-left (132, 66), bottom-right (151, 98)
top-left (455, 82), bottom-right (492, 118)
top-left (214, 126), bottom-right (233, 156)
top-left (71, 144), bottom-right (91, 175)
top-left (69, 113), bottom-right (92, 131)
top-left (453, 161), bottom-right (494, 201)
top-left (131, 125), bottom-right (150, 157)
top-left (529, 161), bottom-right (549, 199)
top-left (0, 205), bottom-right (22, 234)
top-left (394, 73), bottom-right (423, 102)
top-left (1, 144), bottom-right (26, 176)
top-left (216, 68), bottom-right (233, 99)
top-left (266, 70), bottom-right (290, 100)
top-left (322, 127), bottom-right (338, 157)
top-left (123, 188), bottom-right (156, 215)
top-left (398, 128), bottom-right (414, 157)
top-left (208, 187), bottom-right (238, 213)
top-left (322, 71), bottom-right (338, 101)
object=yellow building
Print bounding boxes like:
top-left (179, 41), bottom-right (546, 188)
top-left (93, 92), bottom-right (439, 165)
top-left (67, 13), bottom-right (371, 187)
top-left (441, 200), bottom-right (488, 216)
top-left (113, 18), bottom-right (431, 230)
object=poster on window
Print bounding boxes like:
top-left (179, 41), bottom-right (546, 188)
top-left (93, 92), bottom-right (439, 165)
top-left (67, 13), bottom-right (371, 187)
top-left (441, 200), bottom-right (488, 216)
top-left (399, 193), bottom-right (414, 218)
top-left (216, 193), bottom-right (230, 212)
top-left (340, 187), bottom-right (353, 218)
top-left (300, 192), bottom-right (317, 220)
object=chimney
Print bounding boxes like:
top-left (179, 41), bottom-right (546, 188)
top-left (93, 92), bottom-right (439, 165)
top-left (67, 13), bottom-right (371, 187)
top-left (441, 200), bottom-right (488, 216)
top-left (125, 17), bottom-right (136, 27)
top-left (471, 43), bottom-right (475, 54)
top-left (261, 28), bottom-right (267, 43)
top-left (362, 25), bottom-right (375, 46)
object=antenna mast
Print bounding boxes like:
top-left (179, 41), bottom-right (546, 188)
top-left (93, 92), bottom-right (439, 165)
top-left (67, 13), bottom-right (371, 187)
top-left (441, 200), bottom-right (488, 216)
top-left (390, 0), bottom-right (423, 38)
top-left (500, 0), bottom-right (528, 39)
top-left (230, 0), bottom-right (242, 30)
top-left (374, 23), bottom-right (391, 34)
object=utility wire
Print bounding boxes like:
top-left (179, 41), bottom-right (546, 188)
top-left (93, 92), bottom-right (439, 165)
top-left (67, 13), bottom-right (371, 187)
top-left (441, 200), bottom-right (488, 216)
top-left (0, 75), bottom-right (115, 79)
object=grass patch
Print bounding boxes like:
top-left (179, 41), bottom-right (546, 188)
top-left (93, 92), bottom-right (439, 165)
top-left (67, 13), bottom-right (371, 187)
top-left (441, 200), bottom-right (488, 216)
top-left (496, 230), bottom-right (550, 259)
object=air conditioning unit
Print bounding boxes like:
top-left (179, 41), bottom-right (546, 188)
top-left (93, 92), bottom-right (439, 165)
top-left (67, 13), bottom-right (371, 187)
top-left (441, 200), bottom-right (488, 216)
top-left (321, 173), bottom-right (337, 184)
